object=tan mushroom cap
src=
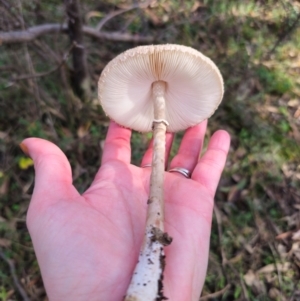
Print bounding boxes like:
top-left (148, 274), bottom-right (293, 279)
top-left (98, 44), bottom-right (224, 133)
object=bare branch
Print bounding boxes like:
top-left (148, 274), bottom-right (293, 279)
top-left (200, 284), bottom-right (231, 300)
top-left (12, 42), bottom-right (75, 81)
top-left (0, 24), bottom-right (154, 44)
top-left (0, 24), bottom-right (67, 43)
top-left (0, 0), bottom-right (24, 26)
top-left (95, 0), bottom-right (153, 32)
top-left (83, 26), bottom-right (154, 42)
top-left (64, 0), bottom-right (90, 100)
top-left (265, 12), bottom-right (300, 60)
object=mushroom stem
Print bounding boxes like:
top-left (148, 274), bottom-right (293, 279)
top-left (125, 81), bottom-right (172, 301)
top-left (148, 80), bottom-right (167, 230)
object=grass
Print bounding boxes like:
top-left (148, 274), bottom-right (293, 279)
top-left (1, 0), bottom-right (300, 300)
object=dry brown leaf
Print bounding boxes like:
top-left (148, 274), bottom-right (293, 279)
top-left (228, 253), bottom-right (243, 264)
top-left (0, 131), bottom-right (9, 140)
top-left (77, 122), bottom-right (91, 138)
top-left (244, 270), bottom-right (256, 286)
top-left (244, 270), bottom-right (266, 292)
top-left (294, 108), bottom-right (300, 119)
top-left (5, 289), bottom-right (15, 299)
top-left (0, 177), bottom-right (9, 195)
top-left (277, 244), bottom-right (287, 259)
top-left (191, 1), bottom-right (203, 12)
top-left (234, 147), bottom-right (247, 159)
top-left (288, 99), bottom-right (300, 107)
top-left (47, 107), bottom-right (66, 120)
top-left (292, 230), bottom-right (300, 241)
top-left (268, 288), bottom-right (282, 300)
top-left (145, 8), bottom-right (161, 25)
top-left (227, 185), bottom-right (239, 202)
top-left (291, 242), bottom-right (300, 251)
top-left (86, 11), bottom-right (104, 20)
top-left (293, 249), bottom-right (300, 261)
top-left (99, 140), bottom-right (105, 152)
top-left (265, 106), bottom-right (279, 113)
top-left (61, 127), bottom-right (73, 137)
top-left (275, 231), bottom-right (293, 240)
top-left (0, 238), bottom-right (11, 247)
top-left (257, 262), bottom-right (290, 274)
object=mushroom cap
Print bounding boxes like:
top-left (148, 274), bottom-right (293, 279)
top-left (98, 44), bottom-right (223, 133)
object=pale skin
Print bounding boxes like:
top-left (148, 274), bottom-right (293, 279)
top-left (22, 120), bottom-right (230, 301)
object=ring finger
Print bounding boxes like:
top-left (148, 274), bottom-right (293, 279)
top-left (168, 120), bottom-right (207, 178)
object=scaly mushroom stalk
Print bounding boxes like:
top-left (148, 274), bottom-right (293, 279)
top-left (125, 81), bottom-right (172, 301)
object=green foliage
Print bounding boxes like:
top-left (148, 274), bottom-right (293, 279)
top-left (256, 66), bottom-right (294, 94)
top-left (1, 0), bottom-right (300, 300)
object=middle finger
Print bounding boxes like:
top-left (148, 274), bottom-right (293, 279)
top-left (168, 120), bottom-right (207, 178)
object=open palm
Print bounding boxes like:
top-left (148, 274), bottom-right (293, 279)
top-left (23, 121), bottom-right (230, 301)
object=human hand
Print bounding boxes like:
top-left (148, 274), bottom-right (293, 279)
top-left (22, 120), bottom-right (230, 301)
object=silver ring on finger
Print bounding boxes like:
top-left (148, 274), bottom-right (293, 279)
top-left (168, 167), bottom-right (191, 178)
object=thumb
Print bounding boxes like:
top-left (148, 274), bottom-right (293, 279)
top-left (21, 138), bottom-right (79, 210)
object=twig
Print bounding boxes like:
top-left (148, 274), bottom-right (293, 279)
top-left (0, 248), bottom-right (31, 301)
top-left (213, 205), bottom-right (227, 264)
top-left (0, 23), bottom-right (154, 44)
top-left (82, 26), bottom-right (153, 42)
top-left (12, 42), bottom-right (75, 81)
top-left (268, 242), bottom-right (284, 300)
top-left (95, 0), bottom-right (153, 32)
top-left (264, 12), bottom-right (300, 60)
top-left (214, 204), bottom-right (249, 300)
top-left (64, 0), bottom-right (90, 100)
top-left (16, 0), bottom-right (41, 117)
top-left (200, 284), bottom-right (231, 300)
top-left (289, 278), bottom-right (300, 301)
top-left (0, 0), bottom-right (24, 26)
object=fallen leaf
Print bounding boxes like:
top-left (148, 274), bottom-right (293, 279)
top-left (0, 177), bottom-right (9, 195)
top-left (99, 140), bottom-right (105, 151)
top-left (288, 99), bottom-right (299, 107)
top-left (0, 238), bottom-right (11, 247)
top-left (268, 288), bottom-right (281, 299)
top-left (227, 185), bottom-right (239, 202)
top-left (191, 1), bottom-right (203, 12)
top-left (0, 131), bottom-right (8, 140)
top-left (18, 157), bottom-right (34, 170)
top-left (77, 122), bottom-right (91, 138)
top-left (244, 270), bottom-right (266, 292)
top-left (244, 270), bottom-right (256, 286)
top-left (276, 231), bottom-right (293, 240)
top-left (86, 11), bottom-right (104, 20)
top-left (292, 230), bottom-right (300, 240)
top-left (277, 244), bottom-right (287, 258)
top-left (294, 108), bottom-right (300, 119)
top-left (266, 105), bottom-right (279, 113)
top-left (257, 262), bottom-right (290, 274)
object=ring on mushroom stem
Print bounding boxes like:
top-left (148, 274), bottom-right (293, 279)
top-left (152, 119), bottom-right (169, 127)
top-left (98, 44), bottom-right (224, 301)
top-left (168, 167), bottom-right (191, 178)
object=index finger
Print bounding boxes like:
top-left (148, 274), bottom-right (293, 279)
top-left (101, 121), bottom-right (132, 164)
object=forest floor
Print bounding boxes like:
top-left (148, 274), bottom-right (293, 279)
top-left (1, 0), bottom-right (300, 300)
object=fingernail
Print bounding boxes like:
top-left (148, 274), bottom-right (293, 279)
top-left (19, 143), bottom-right (29, 156)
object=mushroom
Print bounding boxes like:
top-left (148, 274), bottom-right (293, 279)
top-left (98, 44), bottom-right (223, 301)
